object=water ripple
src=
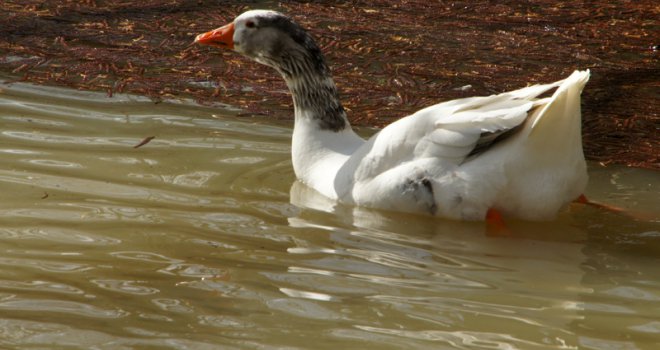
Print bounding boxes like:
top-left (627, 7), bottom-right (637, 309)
top-left (2, 130), bottom-right (133, 147)
top-left (198, 315), bottom-right (256, 329)
top-left (110, 251), bottom-right (182, 264)
top-left (0, 227), bottom-right (121, 246)
top-left (151, 298), bottom-right (194, 314)
top-left (23, 159), bottom-right (84, 169)
top-left (0, 280), bottom-right (84, 295)
top-left (0, 257), bottom-right (92, 273)
top-left (0, 298), bottom-right (128, 319)
top-left (91, 280), bottom-right (159, 295)
top-left (266, 298), bottom-right (344, 321)
top-left (158, 263), bottom-right (227, 278)
top-left (352, 326), bottom-right (568, 349)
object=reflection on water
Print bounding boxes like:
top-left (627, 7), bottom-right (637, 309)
top-left (0, 81), bottom-right (658, 349)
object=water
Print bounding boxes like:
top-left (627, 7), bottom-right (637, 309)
top-left (0, 81), bottom-right (658, 349)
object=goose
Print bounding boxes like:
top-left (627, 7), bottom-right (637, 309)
top-left (195, 9), bottom-right (590, 222)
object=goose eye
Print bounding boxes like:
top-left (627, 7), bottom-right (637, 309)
top-left (245, 21), bottom-right (256, 28)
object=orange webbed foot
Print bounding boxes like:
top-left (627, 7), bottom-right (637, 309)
top-left (575, 194), bottom-right (589, 204)
top-left (574, 194), bottom-right (625, 213)
top-left (573, 193), bottom-right (656, 221)
top-left (485, 208), bottom-right (512, 237)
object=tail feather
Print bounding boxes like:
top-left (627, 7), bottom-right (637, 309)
top-left (527, 70), bottom-right (590, 159)
top-left (498, 70), bottom-right (589, 220)
top-left (530, 70), bottom-right (590, 132)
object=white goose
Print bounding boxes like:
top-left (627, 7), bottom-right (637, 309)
top-left (195, 10), bottom-right (590, 222)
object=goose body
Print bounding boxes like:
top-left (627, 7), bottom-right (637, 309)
top-left (196, 10), bottom-right (589, 221)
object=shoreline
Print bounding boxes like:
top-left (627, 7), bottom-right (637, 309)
top-left (1, 1), bottom-right (657, 168)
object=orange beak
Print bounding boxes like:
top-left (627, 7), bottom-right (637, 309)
top-left (194, 22), bottom-right (235, 49)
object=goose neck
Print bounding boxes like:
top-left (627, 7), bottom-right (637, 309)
top-left (283, 73), bottom-right (348, 132)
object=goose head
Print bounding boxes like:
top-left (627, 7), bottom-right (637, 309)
top-left (195, 10), bottom-right (349, 132)
top-left (195, 10), bottom-right (328, 79)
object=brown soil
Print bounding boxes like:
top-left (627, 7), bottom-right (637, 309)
top-left (0, 1), bottom-right (658, 168)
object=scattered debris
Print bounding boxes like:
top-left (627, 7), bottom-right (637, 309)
top-left (0, 1), bottom-right (657, 168)
top-left (133, 136), bottom-right (156, 149)
top-left (453, 84), bottom-right (473, 92)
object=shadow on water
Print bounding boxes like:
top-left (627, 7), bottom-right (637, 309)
top-left (289, 173), bottom-right (660, 348)
top-left (290, 171), bottom-right (660, 348)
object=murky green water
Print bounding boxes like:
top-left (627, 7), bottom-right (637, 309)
top-left (0, 81), bottom-right (658, 349)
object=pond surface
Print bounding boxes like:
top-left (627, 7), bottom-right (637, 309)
top-left (0, 81), bottom-right (658, 349)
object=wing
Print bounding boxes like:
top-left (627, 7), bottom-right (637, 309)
top-left (352, 80), bottom-right (564, 182)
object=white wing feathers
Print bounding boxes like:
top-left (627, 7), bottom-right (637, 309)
top-left (356, 80), bottom-right (563, 179)
top-left (412, 99), bottom-right (531, 161)
top-left (436, 100), bottom-right (533, 132)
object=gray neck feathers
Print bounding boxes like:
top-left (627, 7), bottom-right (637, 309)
top-left (285, 69), bottom-right (347, 132)
top-left (261, 17), bottom-right (348, 132)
